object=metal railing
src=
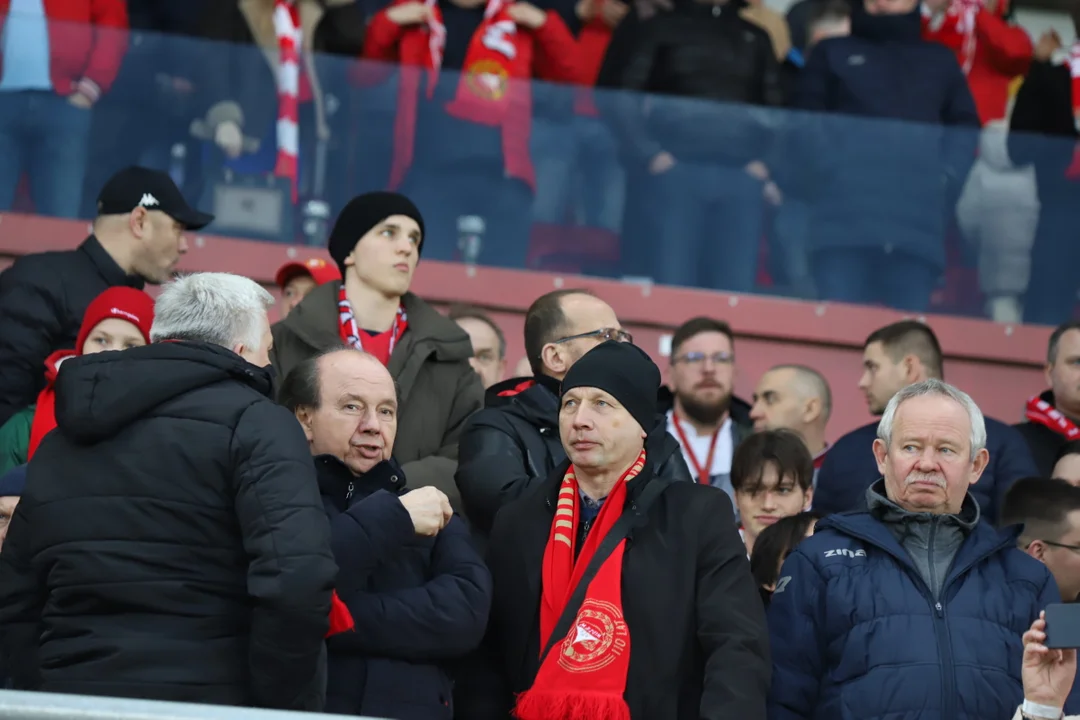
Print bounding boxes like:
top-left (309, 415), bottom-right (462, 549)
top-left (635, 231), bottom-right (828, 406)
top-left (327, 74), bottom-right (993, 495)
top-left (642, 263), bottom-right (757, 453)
top-left (0, 690), bottom-right (387, 720)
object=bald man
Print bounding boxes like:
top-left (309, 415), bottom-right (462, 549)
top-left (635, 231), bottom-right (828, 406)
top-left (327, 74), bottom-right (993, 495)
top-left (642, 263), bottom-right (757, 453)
top-left (749, 365), bottom-right (831, 482)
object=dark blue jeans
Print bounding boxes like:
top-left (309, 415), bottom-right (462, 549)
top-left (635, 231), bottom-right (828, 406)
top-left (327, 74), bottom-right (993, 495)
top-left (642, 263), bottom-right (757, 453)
top-left (0, 90), bottom-right (92, 218)
top-left (646, 162), bottom-right (763, 291)
top-left (813, 247), bottom-right (939, 311)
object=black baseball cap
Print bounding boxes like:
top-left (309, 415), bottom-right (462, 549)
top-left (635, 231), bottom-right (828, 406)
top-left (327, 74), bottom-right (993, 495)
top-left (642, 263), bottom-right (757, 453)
top-left (96, 166), bottom-right (214, 230)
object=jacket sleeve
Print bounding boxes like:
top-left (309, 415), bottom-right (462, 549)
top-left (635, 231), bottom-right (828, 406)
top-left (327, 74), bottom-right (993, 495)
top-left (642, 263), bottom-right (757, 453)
top-left (598, 20), bottom-right (665, 167)
top-left (398, 365), bottom-right (483, 512)
top-left (532, 11), bottom-right (583, 84)
top-left (696, 489), bottom-right (770, 720)
top-left (455, 412), bottom-right (546, 535)
top-left (766, 549), bottom-right (827, 720)
top-left (988, 423), bottom-right (1038, 524)
top-left (330, 516), bottom-right (492, 660)
top-left (810, 442), bottom-right (863, 516)
top-left (0, 407), bottom-right (32, 476)
top-left (232, 403), bottom-right (337, 712)
top-left (974, 11), bottom-right (1032, 78)
top-left (0, 491), bottom-right (45, 690)
top-left (80, 0), bottom-right (129, 99)
top-left (0, 265), bottom-right (65, 427)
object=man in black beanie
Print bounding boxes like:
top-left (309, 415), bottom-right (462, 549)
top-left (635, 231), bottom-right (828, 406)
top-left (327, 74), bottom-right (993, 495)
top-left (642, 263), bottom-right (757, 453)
top-left (271, 192), bottom-right (483, 512)
top-left (475, 340), bottom-right (771, 720)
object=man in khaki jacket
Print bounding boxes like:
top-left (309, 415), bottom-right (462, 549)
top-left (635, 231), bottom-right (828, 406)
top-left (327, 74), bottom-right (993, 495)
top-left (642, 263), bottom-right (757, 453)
top-left (271, 192), bottom-right (483, 511)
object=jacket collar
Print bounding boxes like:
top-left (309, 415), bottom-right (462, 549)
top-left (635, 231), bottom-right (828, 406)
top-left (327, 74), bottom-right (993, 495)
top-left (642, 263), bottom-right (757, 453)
top-left (865, 478), bottom-right (981, 533)
top-left (315, 454), bottom-right (406, 511)
top-left (79, 235), bottom-right (145, 290)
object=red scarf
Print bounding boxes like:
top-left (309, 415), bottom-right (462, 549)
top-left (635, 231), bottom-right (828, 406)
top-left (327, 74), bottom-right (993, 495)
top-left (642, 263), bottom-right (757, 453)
top-left (27, 350), bottom-right (78, 460)
top-left (327, 591), bottom-right (355, 637)
top-left (1066, 43), bottom-right (1080, 180)
top-left (513, 450), bottom-right (646, 720)
top-left (387, 0), bottom-right (536, 190)
top-left (921, 0), bottom-right (985, 74)
top-left (337, 286), bottom-right (408, 367)
top-left (1026, 394), bottom-right (1080, 440)
top-left (273, 0), bottom-right (302, 203)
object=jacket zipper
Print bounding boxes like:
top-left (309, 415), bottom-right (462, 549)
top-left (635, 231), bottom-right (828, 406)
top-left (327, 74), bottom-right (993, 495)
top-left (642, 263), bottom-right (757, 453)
top-left (836, 522), bottom-right (1014, 720)
top-left (925, 519), bottom-right (956, 720)
top-left (346, 481), bottom-right (354, 501)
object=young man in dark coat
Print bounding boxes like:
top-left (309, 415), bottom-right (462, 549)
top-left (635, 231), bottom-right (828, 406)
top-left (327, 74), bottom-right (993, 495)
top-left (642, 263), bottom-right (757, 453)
top-left (0, 272), bottom-right (335, 710)
top-left (0, 166), bottom-right (212, 426)
top-left (792, 0), bottom-right (980, 311)
top-left (483, 341), bottom-right (769, 720)
top-left (814, 320), bottom-right (1036, 524)
top-left (271, 192), bottom-right (484, 513)
top-left (1014, 321), bottom-right (1080, 476)
top-left (280, 348), bottom-right (492, 720)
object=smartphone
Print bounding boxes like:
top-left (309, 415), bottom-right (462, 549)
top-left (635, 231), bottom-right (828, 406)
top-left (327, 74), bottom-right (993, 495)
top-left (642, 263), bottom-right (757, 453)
top-left (1044, 603), bottom-right (1080, 649)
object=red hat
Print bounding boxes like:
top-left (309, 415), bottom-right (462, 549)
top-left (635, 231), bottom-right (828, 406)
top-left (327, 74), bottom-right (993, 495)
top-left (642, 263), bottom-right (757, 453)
top-left (275, 257), bottom-right (341, 289)
top-left (76, 287), bottom-right (156, 355)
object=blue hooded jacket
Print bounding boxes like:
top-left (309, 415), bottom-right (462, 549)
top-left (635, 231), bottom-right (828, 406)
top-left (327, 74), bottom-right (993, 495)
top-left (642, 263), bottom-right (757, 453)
top-left (767, 484), bottom-right (1059, 720)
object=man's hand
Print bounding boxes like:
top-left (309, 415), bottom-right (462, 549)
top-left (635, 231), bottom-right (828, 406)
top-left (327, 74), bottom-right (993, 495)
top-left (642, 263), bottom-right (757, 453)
top-left (68, 92), bottom-right (93, 109)
top-left (649, 151), bottom-right (676, 175)
top-left (745, 160), bottom-right (770, 181)
top-left (763, 180), bottom-right (782, 206)
top-left (508, 3), bottom-right (548, 29)
top-left (1022, 612), bottom-right (1076, 712)
top-left (601, 0), bottom-right (630, 27)
top-left (399, 486), bottom-right (453, 536)
top-left (214, 120), bottom-right (244, 159)
top-left (1034, 30), bottom-right (1062, 63)
top-left (386, 2), bottom-right (432, 26)
top-left (576, 0), bottom-right (596, 21)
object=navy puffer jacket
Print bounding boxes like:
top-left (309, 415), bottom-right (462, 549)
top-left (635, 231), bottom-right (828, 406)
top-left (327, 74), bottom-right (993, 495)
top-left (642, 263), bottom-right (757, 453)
top-left (766, 496), bottom-right (1058, 720)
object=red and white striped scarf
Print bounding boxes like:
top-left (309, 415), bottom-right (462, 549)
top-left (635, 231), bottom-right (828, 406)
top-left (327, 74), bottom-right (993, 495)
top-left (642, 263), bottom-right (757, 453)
top-left (273, 0), bottom-right (301, 203)
top-left (921, 0), bottom-right (984, 75)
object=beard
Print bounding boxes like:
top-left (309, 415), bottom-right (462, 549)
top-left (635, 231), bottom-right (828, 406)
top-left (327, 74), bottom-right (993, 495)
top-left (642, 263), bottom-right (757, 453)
top-left (678, 388), bottom-right (731, 425)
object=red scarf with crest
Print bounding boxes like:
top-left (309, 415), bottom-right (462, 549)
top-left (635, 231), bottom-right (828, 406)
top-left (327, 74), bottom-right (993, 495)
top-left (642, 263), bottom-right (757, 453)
top-left (1026, 394), bottom-right (1080, 440)
top-left (387, 0), bottom-right (535, 190)
top-left (512, 450), bottom-right (646, 720)
top-left (337, 286), bottom-right (408, 366)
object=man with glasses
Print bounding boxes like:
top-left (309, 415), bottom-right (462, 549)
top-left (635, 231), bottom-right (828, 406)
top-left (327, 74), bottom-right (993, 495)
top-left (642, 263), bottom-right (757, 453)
top-left (664, 317), bottom-right (753, 515)
top-left (1003, 478), bottom-right (1080, 604)
top-left (456, 289), bottom-right (643, 539)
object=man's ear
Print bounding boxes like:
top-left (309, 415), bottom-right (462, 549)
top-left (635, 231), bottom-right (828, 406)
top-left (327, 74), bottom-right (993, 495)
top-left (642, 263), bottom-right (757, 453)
top-left (541, 343), bottom-right (567, 377)
top-left (295, 406), bottom-right (316, 443)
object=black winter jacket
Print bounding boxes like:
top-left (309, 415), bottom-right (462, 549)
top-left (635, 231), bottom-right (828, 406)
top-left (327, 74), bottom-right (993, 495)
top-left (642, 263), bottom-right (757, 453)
top-left (481, 428), bottom-right (770, 719)
top-left (456, 376), bottom-right (696, 537)
top-left (1014, 390), bottom-right (1072, 477)
top-left (319, 455), bottom-right (491, 720)
top-left (0, 236), bottom-right (144, 426)
top-left (600, 0), bottom-right (784, 168)
top-left (0, 342), bottom-right (336, 709)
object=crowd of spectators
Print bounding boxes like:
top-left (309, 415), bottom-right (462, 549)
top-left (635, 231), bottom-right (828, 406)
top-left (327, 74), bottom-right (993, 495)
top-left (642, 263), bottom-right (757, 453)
top-left (0, 0), bottom-right (1077, 324)
top-left (0, 170), bottom-right (1078, 717)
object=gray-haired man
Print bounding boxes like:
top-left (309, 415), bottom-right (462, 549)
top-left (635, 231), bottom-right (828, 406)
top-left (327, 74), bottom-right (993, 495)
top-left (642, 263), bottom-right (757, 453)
top-left (768, 379), bottom-right (1060, 720)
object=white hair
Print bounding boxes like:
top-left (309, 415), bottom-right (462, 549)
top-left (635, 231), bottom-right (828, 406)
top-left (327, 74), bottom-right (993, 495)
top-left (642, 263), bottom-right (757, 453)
top-left (150, 272), bottom-right (274, 351)
top-left (877, 378), bottom-right (987, 456)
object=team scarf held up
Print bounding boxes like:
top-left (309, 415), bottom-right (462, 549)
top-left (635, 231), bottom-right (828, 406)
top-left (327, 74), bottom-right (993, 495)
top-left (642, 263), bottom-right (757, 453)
top-left (920, 0), bottom-right (986, 74)
top-left (513, 450), bottom-right (647, 720)
top-left (1026, 394), bottom-right (1080, 440)
top-left (388, 0), bottom-right (535, 190)
top-left (337, 286), bottom-right (408, 366)
top-left (273, 0), bottom-right (302, 203)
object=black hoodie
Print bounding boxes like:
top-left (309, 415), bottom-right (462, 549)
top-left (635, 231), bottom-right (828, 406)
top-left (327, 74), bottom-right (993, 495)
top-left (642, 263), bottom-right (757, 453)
top-left (0, 341), bottom-right (336, 710)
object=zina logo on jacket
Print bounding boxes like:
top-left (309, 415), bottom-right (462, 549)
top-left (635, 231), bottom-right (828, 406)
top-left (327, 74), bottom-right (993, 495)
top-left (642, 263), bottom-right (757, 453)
top-left (823, 549), bottom-right (867, 558)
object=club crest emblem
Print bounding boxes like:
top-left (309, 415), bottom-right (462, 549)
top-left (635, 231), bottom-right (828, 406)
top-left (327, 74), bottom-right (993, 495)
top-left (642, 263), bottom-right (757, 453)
top-left (558, 599), bottom-right (629, 673)
top-left (464, 59), bottom-right (509, 101)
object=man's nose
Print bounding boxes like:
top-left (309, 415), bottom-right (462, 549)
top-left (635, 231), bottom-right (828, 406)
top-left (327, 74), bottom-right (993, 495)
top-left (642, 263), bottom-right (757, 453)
top-left (355, 408), bottom-right (380, 433)
top-left (749, 403), bottom-right (763, 420)
top-left (857, 373), bottom-right (870, 389)
top-left (570, 407), bottom-right (594, 429)
top-left (760, 491), bottom-right (778, 510)
top-left (178, 235), bottom-right (189, 254)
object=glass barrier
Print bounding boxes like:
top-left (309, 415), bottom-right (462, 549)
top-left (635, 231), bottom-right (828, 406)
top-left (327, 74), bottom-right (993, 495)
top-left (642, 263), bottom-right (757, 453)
top-left (0, 18), bottom-right (1076, 326)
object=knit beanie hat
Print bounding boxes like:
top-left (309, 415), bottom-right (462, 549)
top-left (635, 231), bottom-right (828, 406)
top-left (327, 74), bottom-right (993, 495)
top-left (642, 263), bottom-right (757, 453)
top-left (327, 192), bottom-right (425, 277)
top-left (76, 287), bottom-right (156, 354)
top-left (560, 341), bottom-right (662, 433)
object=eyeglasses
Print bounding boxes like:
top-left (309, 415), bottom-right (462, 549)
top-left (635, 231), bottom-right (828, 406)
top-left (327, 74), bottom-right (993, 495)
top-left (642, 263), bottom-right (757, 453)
top-left (1039, 540), bottom-right (1080, 553)
top-left (553, 328), bottom-right (634, 346)
top-left (672, 351), bottom-right (735, 366)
